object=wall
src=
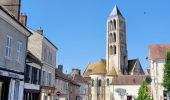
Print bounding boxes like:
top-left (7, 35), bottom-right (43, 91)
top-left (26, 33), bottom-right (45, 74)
top-left (0, 17), bottom-right (27, 73)
top-left (150, 59), bottom-right (165, 100)
top-left (110, 85), bottom-right (140, 100)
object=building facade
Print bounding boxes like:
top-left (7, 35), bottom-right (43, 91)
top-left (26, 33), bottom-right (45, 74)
top-left (148, 44), bottom-right (170, 100)
top-left (0, 6), bottom-right (31, 100)
top-left (28, 27), bottom-right (57, 100)
top-left (55, 65), bottom-right (70, 100)
top-left (24, 51), bottom-right (42, 100)
top-left (70, 68), bottom-right (91, 100)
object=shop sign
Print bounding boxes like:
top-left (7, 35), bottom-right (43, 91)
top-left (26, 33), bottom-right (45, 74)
top-left (0, 70), bottom-right (24, 79)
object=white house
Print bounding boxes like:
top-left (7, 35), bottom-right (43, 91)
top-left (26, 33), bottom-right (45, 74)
top-left (148, 44), bottom-right (170, 100)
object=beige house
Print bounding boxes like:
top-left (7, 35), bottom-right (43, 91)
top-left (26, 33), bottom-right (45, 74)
top-left (0, 5), bottom-right (31, 100)
top-left (70, 68), bottom-right (91, 100)
top-left (28, 27), bottom-right (57, 100)
top-left (148, 44), bottom-right (170, 100)
top-left (83, 5), bottom-right (145, 100)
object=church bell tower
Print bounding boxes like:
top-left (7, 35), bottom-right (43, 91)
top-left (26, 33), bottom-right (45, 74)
top-left (106, 5), bottom-right (128, 75)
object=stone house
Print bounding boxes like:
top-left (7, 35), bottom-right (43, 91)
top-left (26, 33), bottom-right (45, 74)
top-left (148, 44), bottom-right (170, 100)
top-left (55, 65), bottom-right (70, 100)
top-left (70, 68), bottom-right (91, 100)
top-left (24, 51), bottom-right (42, 100)
top-left (28, 27), bottom-right (57, 100)
top-left (0, 5), bottom-right (31, 100)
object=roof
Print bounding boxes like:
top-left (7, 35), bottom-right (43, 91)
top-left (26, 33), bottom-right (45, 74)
top-left (106, 67), bottom-right (117, 76)
top-left (109, 5), bottom-right (123, 17)
top-left (111, 75), bottom-right (146, 85)
top-left (0, 6), bottom-right (32, 37)
top-left (128, 59), bottom-right (137, 73)
top-left (26, 51), bottom-right (42, 66)
top-left (55, 69), bottom-right (80, 86)
top-left (83, 63), bottom-right (95, 77)
top-left (91, 59), bottom-right (107, 75)
top-left (72, 74), bottom-right (89, 84)
top-left (149, 44), bottom-right (170, 60)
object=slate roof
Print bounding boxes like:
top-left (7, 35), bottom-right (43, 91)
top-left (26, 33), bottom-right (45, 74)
top-left (111, 75), bottom-right (146, 85)
top-left (149, 44), bottom-right (170, 60)
top-left (109, 5), bottom-right (123, 17)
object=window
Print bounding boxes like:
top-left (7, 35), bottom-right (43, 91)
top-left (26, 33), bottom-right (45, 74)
top-left (109, 20), bottom-right (113, 31)
top-left (17, 41), bottom-right (22, 62)
top-left (113, 32), bottom-right (116, 42)
top-left (98, 80), bottom-right (101, 87)
top-left (92, 80), bottom-right (94, 87)
top-left (43, 48), bottom-right (47, 61)
top-left (107, 79), bottom-right (109, 86)
top-left (42, 71), bottom-right (46, 85)
top-left (109, 33), bottom-right (113, 43)
top-left (48, 51), bottom-right (53, 65)
top-left (114, 45), bottom-right (116, 54)
top-left (5, 35), bottom-right (12, 57)
top-left (113, 19), bottom-right (116, 29)
top-left (25, 64), bottom-right (31, 83)
top-left (48, 72), bottom-right (52, 85)
top-left (110, 46), bottom-right (113, 55)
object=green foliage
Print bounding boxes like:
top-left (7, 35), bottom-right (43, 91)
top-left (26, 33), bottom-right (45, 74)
top-left (162, 51), bottom-right (170, 91)
top-left (136, 80), bottom-right (152, 100)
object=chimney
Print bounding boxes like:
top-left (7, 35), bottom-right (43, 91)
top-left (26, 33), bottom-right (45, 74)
top-left (37, 26), bottom-right (43, 35)
top-left (0, 0), bottom-right (21, 20)
top-left (72, 68), bottom-right (81, 75)
top-left (58, 65), bottom-right (63, 73)
top-left (19, 13), bottom-right (27, 26)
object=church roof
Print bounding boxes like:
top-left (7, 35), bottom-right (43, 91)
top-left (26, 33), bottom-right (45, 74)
top-left (106, 67), bottom-right (117, 76)
top-left (83, 59), bottom-right (107, 76)
top-left (111, 75), bottom-right (146, 85)
top-left (109, 5), bottom-right (123, 17)
top-left (128, 59), bottom-right (145, 75)
top-left (149, 44), bottom-right (170, 60)
top-left (83, 63), bottom-right (95, 77)
top-left (91, 59), bottom-right (107, 75)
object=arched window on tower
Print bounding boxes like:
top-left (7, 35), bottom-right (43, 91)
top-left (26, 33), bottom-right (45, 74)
top-left (110, 46), bottom-right (113, 55)
top-left (113, 45), bottom-right (116, 54)
top-left (107, 79), bottom-right (109, 86)
top-left (92, 79), bottom-right (94, 87)
top-left (113, 19), bottom-right (116, 30)
top-left (113, 32), bottom-right (116, 42)
top-left (98, 80), bottom-right (101, 87)
top-left (109, 33), bottom-right (113, 43)
top-left (109, 20), bottom-right (113, 31)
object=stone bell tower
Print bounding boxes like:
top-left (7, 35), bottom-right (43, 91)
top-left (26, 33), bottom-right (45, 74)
top-left (0, 0), bottom-right (21, 20)
top-left (106, 5), bottom-right (128, 75)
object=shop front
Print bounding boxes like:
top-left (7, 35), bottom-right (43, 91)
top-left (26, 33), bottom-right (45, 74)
top-left (0, 68), bottom-right (24, 100)
top-left (41, 86), bottom-right (55, 100)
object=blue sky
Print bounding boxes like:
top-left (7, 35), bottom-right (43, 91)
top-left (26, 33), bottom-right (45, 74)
top-left (21, 0), bottom-right (170, 74)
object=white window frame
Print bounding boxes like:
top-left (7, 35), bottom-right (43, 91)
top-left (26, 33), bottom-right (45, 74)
top-left (16, 41), bottom-right (23, 63)
top-left (48, 72), bottom-right (52, 86)
top-left (5, 35), bottom-right (12, 58)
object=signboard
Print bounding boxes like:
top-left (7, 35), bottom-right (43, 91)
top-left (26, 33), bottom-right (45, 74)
top-left (0, 69), bottom-right (24, 79)
top-left (56, 91), bottom-right (61, 96)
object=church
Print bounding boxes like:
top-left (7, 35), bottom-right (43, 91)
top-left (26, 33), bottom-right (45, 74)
top-left (83, 5), bottom-right (146, 100)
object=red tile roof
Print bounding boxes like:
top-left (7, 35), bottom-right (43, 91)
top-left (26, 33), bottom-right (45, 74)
top-left (149, 44), bottom-right (170, 60)
top-left (111, 75), bottom-right (146, 85)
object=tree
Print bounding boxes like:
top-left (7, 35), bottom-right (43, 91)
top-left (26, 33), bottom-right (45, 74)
top-left (162, 51), bottom-right (170, 92)
top-left (136, 80), bottom-right (152, 100)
